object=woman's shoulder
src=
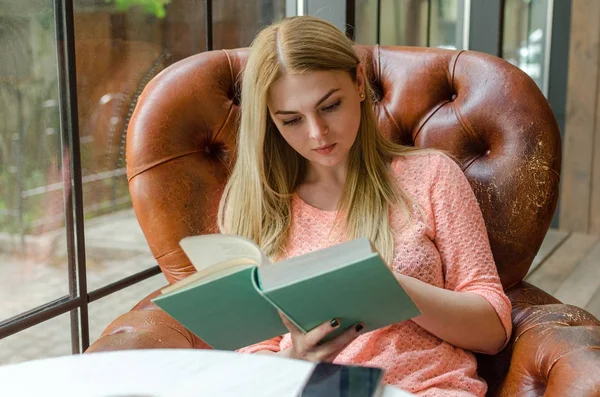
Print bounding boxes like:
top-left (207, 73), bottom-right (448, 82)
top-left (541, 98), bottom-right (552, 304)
top-left (390, 150), bottom-right (460, 180)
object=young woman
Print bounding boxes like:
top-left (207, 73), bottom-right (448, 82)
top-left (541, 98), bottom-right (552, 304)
top-left (218, 16), bottom-right (511, 396)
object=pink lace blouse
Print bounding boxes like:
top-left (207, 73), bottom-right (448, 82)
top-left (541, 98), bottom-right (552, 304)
top-left (238, 153), bottom-right (512, 396)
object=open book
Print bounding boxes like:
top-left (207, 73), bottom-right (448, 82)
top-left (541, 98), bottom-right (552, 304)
top-left (152, 234), bottom-right (420, 351)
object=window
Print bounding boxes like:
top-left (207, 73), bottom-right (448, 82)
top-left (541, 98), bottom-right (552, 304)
top-left (0, 0), bottom-right (286, 365)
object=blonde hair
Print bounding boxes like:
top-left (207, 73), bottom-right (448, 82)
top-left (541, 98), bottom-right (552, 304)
top-left (218, 16), bottom-right (425, 264)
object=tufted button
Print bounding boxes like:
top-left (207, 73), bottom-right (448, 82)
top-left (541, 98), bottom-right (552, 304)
top-left (370, 81), bottom-right (384, 103)
top-left (203, 141), bottom-right (227, 161)
top-left (451, 93), bottom-right (457, 101)
top-left (231, 91), bottom-right (240, 106)
top-left (229, 84), bottom-right (241, 106)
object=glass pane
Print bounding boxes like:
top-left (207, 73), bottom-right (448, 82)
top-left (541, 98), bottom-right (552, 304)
top-left (0, 312), bottom-right (72, 365)
top-left (380, 0), bottom-right (428, 46)
top-left (355, 0), bottom-right (467, 48)
top-left (213, 1), bottom-right (286, 49)
top-left (0, 1), bottom-right (70, 320)
top-left (83, 209), bottom-right (157, 291)
top-left (72, 0), bottom-right (202, 290)
top-left (88, 273), bottom-right (167, 345)
top-left (355, 0), bottom-right (378, 45)
top-left (429, 0), bottom-right (464, 49)
top-left (72, 1), bottom-right (286, 291)
top-left (305, 0), bottom-right (346, 31)
top-left (503, 0), bottom-right (550, 94)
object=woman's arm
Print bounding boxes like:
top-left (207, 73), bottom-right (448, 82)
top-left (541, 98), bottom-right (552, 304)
top-left (414, 153), bottom-right (512, 355)
top-left (397, 273), bottom-right (507, 355)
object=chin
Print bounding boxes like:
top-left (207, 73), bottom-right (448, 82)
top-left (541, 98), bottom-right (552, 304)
top-left (310, 154), bottom-right (345, 168)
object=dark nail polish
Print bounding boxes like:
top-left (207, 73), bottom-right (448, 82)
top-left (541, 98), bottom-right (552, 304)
top-left (330, 318), bottom-right (339, 327)
top-left (355, 324), bottom-right (364, 332)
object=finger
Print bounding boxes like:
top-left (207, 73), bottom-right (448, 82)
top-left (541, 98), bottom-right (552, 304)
top-left (317, 323), bottom-right (364, 361)
top-left (278, 311), bottom-right (302, 336)
top-left (304, 317), bottom-right (342, 348)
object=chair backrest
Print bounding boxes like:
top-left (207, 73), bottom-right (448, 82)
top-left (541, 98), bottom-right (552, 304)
top-left (126, 45), bottom-right (561, 288)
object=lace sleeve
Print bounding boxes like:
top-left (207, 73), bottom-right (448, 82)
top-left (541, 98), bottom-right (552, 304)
top-left (429, 153), bottom-right (512, 344)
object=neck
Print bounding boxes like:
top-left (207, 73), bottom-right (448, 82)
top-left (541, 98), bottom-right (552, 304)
top-left (304, 158), bottom-right (348, 188)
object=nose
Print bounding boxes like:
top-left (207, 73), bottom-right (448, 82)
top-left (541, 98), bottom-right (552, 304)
top-left (307, 115), bottom-right (328, 140)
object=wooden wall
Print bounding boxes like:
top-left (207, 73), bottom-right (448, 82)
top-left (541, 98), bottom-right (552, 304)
top-left (560, 0), bottom-right (600, 235)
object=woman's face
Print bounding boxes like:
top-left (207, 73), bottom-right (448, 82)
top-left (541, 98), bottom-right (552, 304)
top-left (267, 65), bottom-right (365, 170)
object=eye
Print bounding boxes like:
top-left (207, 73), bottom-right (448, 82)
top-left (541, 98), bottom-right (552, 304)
top-left (282, 117), bottom-right (301, 126)
top-left (322, 100), bottom-right (341, 112)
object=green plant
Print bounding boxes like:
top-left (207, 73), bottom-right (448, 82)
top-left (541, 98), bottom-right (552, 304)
top-left (107, 0), bottom-right (172, 18)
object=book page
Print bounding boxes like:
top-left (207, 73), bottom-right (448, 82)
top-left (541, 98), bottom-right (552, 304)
top-left (180, 234), bottom-right (264, 271)
top-left (161, 257), bottom-right (257, 295)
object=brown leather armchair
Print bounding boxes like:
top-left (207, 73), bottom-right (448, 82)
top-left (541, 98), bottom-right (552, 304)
top-left (87, 46), bottom-right (600, 396)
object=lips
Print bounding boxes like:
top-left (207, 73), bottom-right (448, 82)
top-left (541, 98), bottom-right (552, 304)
top-left (313, 143), bottom-right (336, 155)
top-left (314, 144), bottom-right (335, 151)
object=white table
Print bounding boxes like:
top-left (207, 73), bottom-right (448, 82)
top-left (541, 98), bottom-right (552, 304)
top-left (0, 349), bottom-right (415, 397)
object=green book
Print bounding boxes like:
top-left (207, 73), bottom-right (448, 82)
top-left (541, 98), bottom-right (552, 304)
top-left (152, 235), bottom-right (420, 351)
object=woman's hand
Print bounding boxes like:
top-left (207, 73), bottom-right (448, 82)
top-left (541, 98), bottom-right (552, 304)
top-left (276, 311), bottom-right (363, 362)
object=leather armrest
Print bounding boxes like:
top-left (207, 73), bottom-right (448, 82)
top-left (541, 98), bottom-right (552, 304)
top-left (85, 288), bottom-right (211, 353)
top-left (478, 282), bottom-right (600, 396)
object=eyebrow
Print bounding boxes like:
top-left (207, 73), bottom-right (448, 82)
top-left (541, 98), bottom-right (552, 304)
top-left (274, 88), bottom-right (340, 115)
